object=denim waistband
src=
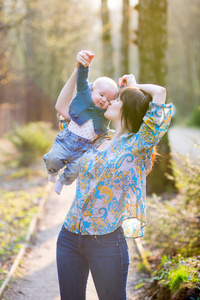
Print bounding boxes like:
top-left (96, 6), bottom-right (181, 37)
top-left (95, 227), bottom-right (124, 237)
top-left (66, 129), bottom-right (93, 145)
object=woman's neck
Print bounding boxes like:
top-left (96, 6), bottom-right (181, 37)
top-left (110, 121), bottom-right (130, 141)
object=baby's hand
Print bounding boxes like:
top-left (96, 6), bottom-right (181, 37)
top-left (118, 77), bottom-right (124, 87)
top-left (118, 74), bottom-right (137, 87)
top-left (76, 50), bottom-right (95, 68)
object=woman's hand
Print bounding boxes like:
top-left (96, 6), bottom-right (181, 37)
top-left (76, 50), bottom-right (95, 68)
top-left (118, 74), bottom-right (137, 87)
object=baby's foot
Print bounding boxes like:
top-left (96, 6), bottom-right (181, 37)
top-left (49, 174), bottom-right (57, 183)
top-left (55, 180), bottom-right (63, 195)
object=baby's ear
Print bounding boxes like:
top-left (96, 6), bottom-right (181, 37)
top-left (91, 86), bottom-right (93, 92)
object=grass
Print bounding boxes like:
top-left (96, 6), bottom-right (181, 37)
top-left (0, 122), bottom-right (54, 288)
top-left (0, 187), bottom-right (44, 285)
top-left (168, 265), bottom-right (198, 293)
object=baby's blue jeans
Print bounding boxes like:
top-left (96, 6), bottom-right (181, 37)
top-left (43, 129), bottom-right (93, 185)
top-left (56, 225), bottom-right (129, 300)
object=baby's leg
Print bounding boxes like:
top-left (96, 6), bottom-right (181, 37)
top-left (43, 130), bottom-right (72, 180)
top-left (55, 158), bottom-right (81, 195)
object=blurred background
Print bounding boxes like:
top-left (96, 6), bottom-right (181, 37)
top-left (0, 1), bottom-right (200, 299)
top-left (0, 0), bottom-right (199, 132)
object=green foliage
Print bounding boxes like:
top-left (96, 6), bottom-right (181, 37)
top-left (5, 122), bottom-right (55, 166)
top-left (0, 188), bottom-right (43, 284)
top-left (147, 255), bottom-right (200, 299)
top-left (145, 150), bottom-right (200, 258)
top-left (140, 150), bottom-right (200, 299)
top-left (187, 106), bottom-right (200, 127)
top-left (145, 195), bottom-right (200, 257)
top-left (168, 265), bottom-right (192, 292)
top-left (172, 152), bottom-right (200, 207)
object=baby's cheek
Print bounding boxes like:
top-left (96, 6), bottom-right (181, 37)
top-left (104, 103), bottom-right (109, 109)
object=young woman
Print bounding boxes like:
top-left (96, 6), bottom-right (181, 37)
top-left (56, 51), bottom-right (172, 300)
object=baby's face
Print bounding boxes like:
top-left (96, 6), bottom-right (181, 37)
top-left (91, 82), bottom-right (117, 109)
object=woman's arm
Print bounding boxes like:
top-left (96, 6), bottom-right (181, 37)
top-left (55, 67), bottom-right (78, 119)
top-left (55, 50), bottom-right (95, 119)
top-left (119, 74), bottom-right (166, 104)
top-left (135, 84), bottom-right (166, 104)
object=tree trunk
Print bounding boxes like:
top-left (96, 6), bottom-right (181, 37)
top-left (101, 0), bottom-right (114, 78)
top-left (120, 0), bottom-right (130, 75)
top-left (137, 0), bottom-right (176, 194)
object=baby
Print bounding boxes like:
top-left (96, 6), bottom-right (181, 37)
top-left (43, 55), bottom-right (118, 195)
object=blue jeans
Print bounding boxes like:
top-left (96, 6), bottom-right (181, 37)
top-left (43, 129), bottom-right (93, 185)
top-left (56, 225), bottom-right (129, 300)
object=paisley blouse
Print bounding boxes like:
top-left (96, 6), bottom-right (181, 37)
top-left (64, 102), bottom-right (172, 238)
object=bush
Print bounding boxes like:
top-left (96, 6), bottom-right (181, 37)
top-left (172, 152), bottom-right (200, 207)
top-left (145, 195), bottom-right (200, 258)
top-left (5, 122), bottom-right (55, 166)
top-left (138, 150), bottom-right (200, 299)
top-left (144, 255), bottom-right (200, 300)
top-left (144, 150), bottom-right (200, 258)
top-left (187, 106), bottom-right (200, 127)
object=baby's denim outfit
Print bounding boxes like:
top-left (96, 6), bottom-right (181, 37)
top-left (43, 129), bottom-right (93, 185)
top-left (43, 65), bottom-right (108, 186)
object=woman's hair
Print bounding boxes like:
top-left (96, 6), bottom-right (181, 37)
top-left (120, 87), bottom-right (157, 170)
top-left (120, 86), bottom-right (152, 133)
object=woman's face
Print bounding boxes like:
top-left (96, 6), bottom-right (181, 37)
top-left (104, 97), bottom-right (123, 121)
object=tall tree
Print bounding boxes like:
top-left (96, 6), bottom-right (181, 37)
top-left (101, 0), bottom-right (114, 78)
top-left (120, 0), bottom-right (130, 75)
top-left (137, 0), bottom-right (176, 194)
top-left (0, 1), bottom-right (13, 92)
top-left (167, 0), bottom-right (200, 121)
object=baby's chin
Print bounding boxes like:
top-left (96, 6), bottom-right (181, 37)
top-left (96, 104), bottom-right (108, 109)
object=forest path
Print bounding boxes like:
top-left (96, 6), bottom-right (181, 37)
top-left (168, 125), bottom-right (200, 159)
top-left (2, 126), bottom-right (200, 300)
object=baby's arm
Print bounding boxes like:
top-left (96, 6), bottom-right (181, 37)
top-left (55, 51), bottom-right (94, 119)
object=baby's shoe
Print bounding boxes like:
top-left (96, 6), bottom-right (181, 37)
top-left (55, 180), bottom-right (63, 195)
top-left (49, 174), bottom-right (57, 183)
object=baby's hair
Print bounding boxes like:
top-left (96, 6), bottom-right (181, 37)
top-left (93, 77), bottom-right (118, 91)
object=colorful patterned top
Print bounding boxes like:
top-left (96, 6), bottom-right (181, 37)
top-left (57, 113), bottom-right (70, 130)
top-left (64, 102), bottom-right (172, 238)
